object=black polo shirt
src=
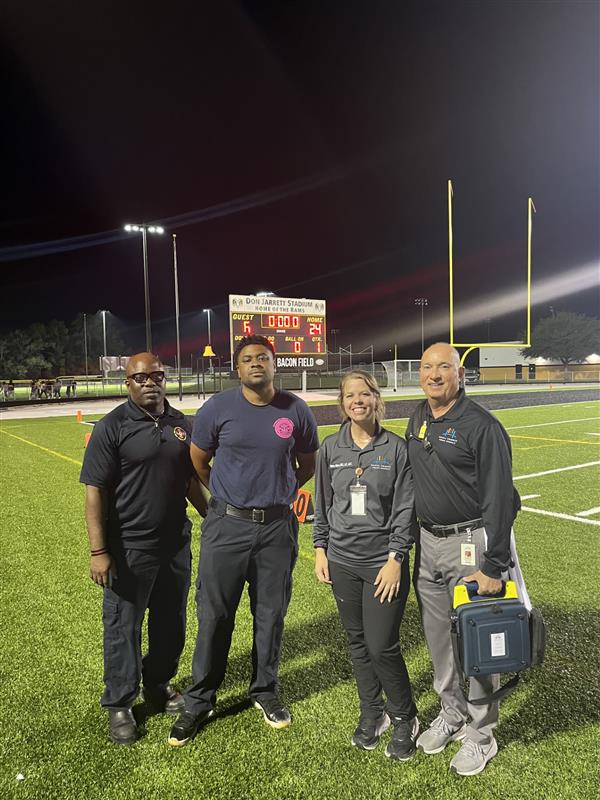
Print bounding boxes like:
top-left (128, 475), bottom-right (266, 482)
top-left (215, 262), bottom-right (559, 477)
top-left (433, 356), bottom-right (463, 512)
top-left (80, 398), bottom-right (194, 551)
top-left (406, 390), bottom-right (520, 578)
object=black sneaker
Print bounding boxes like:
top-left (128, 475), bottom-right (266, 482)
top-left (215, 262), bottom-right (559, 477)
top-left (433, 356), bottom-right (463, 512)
top-left (385, 716), bottom-right (420, 761)
top-left (143, 684), bottom-right (185, 715)
top-left (252, 696), bottom-right (292, 729)
top-left (351, 712), bottom-right (391, 750)
top-left (168, 709), bottom-right (215, 747)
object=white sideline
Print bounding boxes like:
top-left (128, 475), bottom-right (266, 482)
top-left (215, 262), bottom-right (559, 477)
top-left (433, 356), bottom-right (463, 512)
top-left (575, 507), bottom-right (600, 518)
top-left (506, 416), bottom-right (599, 430)
top-left (513, 461), bottom-right (600, 481)
top-left (521, 505), bottom-right (600, 527)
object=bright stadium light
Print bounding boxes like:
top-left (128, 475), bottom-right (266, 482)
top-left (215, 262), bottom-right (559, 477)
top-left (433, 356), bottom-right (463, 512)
top-left (124, 222), bottom-right (166, 351)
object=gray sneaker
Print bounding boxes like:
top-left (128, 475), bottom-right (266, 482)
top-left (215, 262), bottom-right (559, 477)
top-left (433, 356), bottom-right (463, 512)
top-left (450, 737), bottom-right (498, 776)
top-left (416, 715), bottom-right (467, 754)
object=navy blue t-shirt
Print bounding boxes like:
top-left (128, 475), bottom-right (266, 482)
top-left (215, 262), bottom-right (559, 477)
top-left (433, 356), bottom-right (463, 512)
top-left (192, 388), bottom-right (319, 507)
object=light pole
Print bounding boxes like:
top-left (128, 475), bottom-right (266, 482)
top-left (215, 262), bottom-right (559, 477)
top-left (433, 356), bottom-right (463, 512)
top-left (124, 223), bottom-right (165, 351)
top-left (172, 235), bottom-right (183, 402)
top-left (330, 328), bottom-right (340, 353)
top-left (100, 310), bottom-right (108, 378)
top-left (485, 317), bottom-right (491, 342)
top-left (414, 298), bottom-right (428, 355)
top-left (203, 308), bottom-right (212, 347)
top-left (83, 313), bottom-right (89, 385)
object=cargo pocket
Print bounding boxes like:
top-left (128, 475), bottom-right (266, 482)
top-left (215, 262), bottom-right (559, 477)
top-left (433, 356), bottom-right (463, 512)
top-left (102, 595), bottom-right (124, 680)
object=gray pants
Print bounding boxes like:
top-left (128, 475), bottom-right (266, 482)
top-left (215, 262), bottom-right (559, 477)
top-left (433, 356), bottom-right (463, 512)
top-left (413, 526), bottom-right (499, 744)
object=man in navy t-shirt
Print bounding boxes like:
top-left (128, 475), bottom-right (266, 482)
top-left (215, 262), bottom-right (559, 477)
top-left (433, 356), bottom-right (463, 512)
top-left (169, 336), bottom-right (318, 746)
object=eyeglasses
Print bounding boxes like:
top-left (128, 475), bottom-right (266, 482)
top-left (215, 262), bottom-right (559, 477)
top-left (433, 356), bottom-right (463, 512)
top-left (129, 371), bottom-right (165, 385)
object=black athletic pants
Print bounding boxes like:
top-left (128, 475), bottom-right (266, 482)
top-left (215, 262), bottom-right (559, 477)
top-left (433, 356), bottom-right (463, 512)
top-left (184, 505), bottom-right (298, 715)
top-left (101, 537), bottom-right (191, 710)
top-left (329, 558), bottom-right (417, 721)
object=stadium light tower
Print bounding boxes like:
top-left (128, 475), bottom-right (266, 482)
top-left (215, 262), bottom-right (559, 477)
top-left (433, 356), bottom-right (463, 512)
top-left (124, 223), bottom-right (165, 351)
top-left (203, 308), bottom-right (212, 347)
top-left (414, 298), bottom-right (428, 355)
top-left (100, 309), bottom-right (108, 378)
top-left (172, 234), bottom-right (183, 402)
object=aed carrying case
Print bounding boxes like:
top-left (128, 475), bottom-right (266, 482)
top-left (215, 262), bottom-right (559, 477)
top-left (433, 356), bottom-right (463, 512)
top-left (450, 580), bottom-right (545, 704)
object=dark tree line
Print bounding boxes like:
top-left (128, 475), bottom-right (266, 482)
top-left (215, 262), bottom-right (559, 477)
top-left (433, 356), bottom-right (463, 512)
top-left (0, 313), bottom-right (128, 378)
top-left (521, 312), bottom-right (600, 372)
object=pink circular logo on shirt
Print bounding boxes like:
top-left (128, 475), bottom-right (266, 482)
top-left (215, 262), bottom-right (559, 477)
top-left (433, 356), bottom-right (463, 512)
top-left (273, 417), bottom-right (294, 439)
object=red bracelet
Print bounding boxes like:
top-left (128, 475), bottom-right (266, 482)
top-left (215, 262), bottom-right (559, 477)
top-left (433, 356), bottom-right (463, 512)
top-left (91, 548), bottom-right (108, 556)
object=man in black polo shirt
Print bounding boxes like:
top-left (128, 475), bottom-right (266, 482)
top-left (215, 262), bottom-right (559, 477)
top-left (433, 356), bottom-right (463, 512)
top-left (80, 352), bottom-right (207, 745)
top-left (406, 343), bottom-right (520, 776)
top-left (169, 335), bottom-right (318, 747)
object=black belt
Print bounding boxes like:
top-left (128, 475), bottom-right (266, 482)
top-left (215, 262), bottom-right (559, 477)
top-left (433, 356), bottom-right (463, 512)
top-left (420, 518), bottom-right (483, 537)
top-left (210, 498), bottom-right (291, 524)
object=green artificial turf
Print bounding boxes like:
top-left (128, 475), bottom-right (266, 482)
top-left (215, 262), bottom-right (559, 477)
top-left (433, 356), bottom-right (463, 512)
top-left (1, 399), bottom-right (599, 799)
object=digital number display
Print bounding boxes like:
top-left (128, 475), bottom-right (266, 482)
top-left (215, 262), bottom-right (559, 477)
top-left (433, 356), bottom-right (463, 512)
top-left (229, 295), bottom-right (327, 370)
top-left (230, 314), bottom-right (326, 355)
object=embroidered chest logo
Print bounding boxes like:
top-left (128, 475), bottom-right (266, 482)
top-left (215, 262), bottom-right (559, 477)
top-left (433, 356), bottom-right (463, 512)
top-left (371, 456), bottom-right (391, 470)
top-left (438, 427), bottom-right (458, 445)
top-left (273, 417), bottom-right (294, 439)
top-left (173, 426), bottom-right (187, 441)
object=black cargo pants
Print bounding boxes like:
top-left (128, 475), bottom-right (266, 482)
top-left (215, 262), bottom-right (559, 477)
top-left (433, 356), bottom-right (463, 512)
top-left (101, 535), bottom-right (191, 710)
top-left (184, 503), bottom-right (298, 715)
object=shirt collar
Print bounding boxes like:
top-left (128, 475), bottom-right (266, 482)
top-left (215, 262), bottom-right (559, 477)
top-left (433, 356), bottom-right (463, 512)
top-left (126, 396), bottom-right (179, 420)
top-left (425, 388), bottom-right (467, 422)
top-left (337, 420), bottom-right (389, 450)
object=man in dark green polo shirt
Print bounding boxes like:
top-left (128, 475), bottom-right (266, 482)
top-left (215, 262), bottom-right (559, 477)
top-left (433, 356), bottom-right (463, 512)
top-left (80, 352), bottom-right (207, 745)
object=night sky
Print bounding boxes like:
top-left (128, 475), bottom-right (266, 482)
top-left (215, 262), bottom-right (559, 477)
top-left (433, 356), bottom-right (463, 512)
top-left (1, 0), bottom-right (598, 362)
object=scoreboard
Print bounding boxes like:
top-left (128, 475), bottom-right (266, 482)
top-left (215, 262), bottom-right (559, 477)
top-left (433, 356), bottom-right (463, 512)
top-left (229, 295), bottom-right (327, 371)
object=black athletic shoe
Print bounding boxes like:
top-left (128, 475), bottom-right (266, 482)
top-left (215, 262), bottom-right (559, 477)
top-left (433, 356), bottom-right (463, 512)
top-left (108, 708), bottom-right (139, 746)
top-left (385, 716), bottom-right (420, 761)
top-left (252, 696), bottom-right (292, 729)
top-left (168, 709), bottom-right (215, 747)
top-left (351, 712), bottom-right (391, 750)
top-left (143, 684), bottom-right (185, 715)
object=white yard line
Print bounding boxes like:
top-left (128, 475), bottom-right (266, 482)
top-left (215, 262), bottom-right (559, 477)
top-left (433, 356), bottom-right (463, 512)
top-left (520, 494), bottom-right (541, 500)
top-left (575, 506), bottom-right (600, 518)
top-left (506, 417), bottom-right (599, 430)
top-left (587, 432), bottom-right (600, 436)
top-left (513, 461), bottom-right (600, 481)
top-left (521, 505), bottom-right (600, 527)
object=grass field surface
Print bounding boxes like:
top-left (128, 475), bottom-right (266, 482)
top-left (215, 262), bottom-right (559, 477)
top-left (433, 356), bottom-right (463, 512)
top-left (1, 398), bottom-right (599, 799)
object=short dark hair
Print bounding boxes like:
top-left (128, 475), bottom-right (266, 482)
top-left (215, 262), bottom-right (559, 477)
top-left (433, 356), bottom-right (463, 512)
top-left (233, 335), bottom-right (276, 366)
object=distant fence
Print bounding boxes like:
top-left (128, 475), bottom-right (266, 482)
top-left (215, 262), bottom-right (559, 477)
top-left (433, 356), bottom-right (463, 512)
top-left (1, 362), bottom-right (599, 405)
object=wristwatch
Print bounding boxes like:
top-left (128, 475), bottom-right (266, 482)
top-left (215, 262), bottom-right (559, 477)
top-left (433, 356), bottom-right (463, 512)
top-left (388, 551), bottom-right (403, 564)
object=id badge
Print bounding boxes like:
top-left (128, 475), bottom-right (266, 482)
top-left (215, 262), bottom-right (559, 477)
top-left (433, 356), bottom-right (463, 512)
top-left (460, 542), bottom-right (476, 567)
top-left (350, 484), bottom-right (367, 516)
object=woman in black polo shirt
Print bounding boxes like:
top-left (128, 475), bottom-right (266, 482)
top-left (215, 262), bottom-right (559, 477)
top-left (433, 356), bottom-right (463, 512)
top-left (313, 370), bottom-right (418, 761)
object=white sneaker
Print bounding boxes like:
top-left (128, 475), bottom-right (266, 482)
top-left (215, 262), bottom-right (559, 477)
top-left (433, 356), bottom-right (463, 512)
top-left (417, 715), bottom-right (467, 754)
top-left (450, 737), bottom-right (498, 776)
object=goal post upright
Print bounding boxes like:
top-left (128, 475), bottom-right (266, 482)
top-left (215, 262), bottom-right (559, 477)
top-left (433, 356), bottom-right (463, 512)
top-left (447, 179), bottom-right (535, 366)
